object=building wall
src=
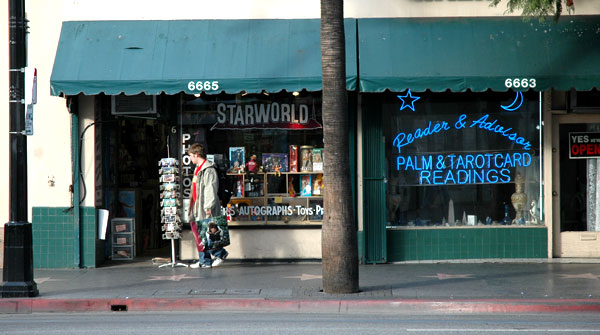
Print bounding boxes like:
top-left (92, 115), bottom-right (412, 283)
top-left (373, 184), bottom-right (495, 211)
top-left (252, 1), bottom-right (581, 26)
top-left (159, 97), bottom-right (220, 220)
top-left (1, 1), bottom-right (599, 265)
top-left (388, 227), bottom-right (548, 262)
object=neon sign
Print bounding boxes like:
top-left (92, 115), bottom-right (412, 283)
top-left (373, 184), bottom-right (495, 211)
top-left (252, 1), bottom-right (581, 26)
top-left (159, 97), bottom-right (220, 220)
top-left (393, 114), bottom-right (531, 153)
top-left (392, 113), bottom-right (534, 185)
top-left (396, 152), bottom-right (532, 185)
top-left (397, 89), bottom-right (421, 111)
top-left (500, 91), bottom-right (524, 111)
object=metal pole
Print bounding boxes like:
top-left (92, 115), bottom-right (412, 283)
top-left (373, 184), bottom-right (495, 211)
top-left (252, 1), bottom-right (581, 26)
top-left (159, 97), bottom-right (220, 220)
top-left (1, 0), bottom-right (38, 298)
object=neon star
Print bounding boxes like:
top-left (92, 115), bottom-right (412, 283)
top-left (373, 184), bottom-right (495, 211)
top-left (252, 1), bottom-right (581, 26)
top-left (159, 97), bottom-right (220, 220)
top-left (398, 89), bottom-right (421, 111)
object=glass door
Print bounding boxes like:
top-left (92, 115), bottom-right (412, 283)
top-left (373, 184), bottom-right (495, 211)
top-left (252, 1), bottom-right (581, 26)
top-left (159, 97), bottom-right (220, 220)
top-left (554, 115), bottom-right (600, 257)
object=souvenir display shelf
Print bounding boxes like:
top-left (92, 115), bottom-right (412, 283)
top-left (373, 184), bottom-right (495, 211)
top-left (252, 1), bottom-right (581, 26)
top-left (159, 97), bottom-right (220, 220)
top-left (227, 171), bottom-right (324, 226)
top-left (111, 218), bottom-right (135, 260)
top-left (158, 157), bottom-right (187, 268)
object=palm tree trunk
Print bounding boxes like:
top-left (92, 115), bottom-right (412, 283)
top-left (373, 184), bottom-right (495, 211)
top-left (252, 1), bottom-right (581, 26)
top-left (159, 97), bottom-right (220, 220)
top-left (320, 0), bottom-right (359, 293)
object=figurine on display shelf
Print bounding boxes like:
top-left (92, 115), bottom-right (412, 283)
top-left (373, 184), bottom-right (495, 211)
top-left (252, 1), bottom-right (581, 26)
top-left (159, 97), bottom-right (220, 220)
top-left (245, 154), bottom-right (259, 173)
top-left (312, 148), bottom-right (323, 172)
top-left (289, 145), bottom-right (298, 172)
top-left (312, 174), bottom-right (323, 196)
top-left (288, 176), bottom-right (297, 197)
top-left (228, 147), bottom-right (245, 173)
top-left (511, 172), bottom-right (527, 225)
top-left (300, 146), bottom-right (313, 172)
top-left (300, 175), bottom-right (312, 196)
top-left (529, 200), bottom-right (539, 224)
top-left (274, 162), bottom-right (282, 177)
top-left (262, 153), bottom-right (288, 173)
top-left (502, 204), bottom-right (511, 225)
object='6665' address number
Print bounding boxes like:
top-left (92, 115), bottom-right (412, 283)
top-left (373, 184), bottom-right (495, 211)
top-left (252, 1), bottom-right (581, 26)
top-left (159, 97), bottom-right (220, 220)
top-left (187, 80), bottom-right (219, 92)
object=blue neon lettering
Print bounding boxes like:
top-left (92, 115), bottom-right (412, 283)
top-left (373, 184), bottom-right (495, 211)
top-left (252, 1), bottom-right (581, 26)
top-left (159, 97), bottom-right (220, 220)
top-left (422, 156), bottom-right (433, 170)
top-left (523, 152), bottom-right (531, 166)
top-left (469, 114), bottom-right (531, 150)
top-left (420, 171), bottom-right (431, 184)
top-left (500, 168), bottom-right (511, 183)
top-left (465, 154), bottom-right (474, 169)
top-left (396, 156), bottom-right (404, 170)
top-left (433, 170), bottom-right (443, 184)
top-left (486, 169), bottom-right (498, 183)
top-left (444, 171), bottom-right (456, 184)
top-left (408, 153), bottom-right (532, 185)
top-left (473, 169), bottom-right (485, 183)
top-left (392, 121), bottom-right (450, 153)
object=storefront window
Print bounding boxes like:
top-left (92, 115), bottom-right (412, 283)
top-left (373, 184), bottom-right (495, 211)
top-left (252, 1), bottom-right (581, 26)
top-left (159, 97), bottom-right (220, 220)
top-left (181, 92), bottom-right (324, 225)
top-left (381, 91), bottom-right (542, 228)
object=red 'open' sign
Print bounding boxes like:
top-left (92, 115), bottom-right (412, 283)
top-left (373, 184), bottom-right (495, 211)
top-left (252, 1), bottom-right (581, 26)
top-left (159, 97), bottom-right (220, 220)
top-left (569, 132), bottom-right (600, 159)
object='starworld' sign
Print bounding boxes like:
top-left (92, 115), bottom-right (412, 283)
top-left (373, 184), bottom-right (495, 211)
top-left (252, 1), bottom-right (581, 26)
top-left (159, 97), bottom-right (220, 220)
top-left (211, 102), bottom-right (322, 130)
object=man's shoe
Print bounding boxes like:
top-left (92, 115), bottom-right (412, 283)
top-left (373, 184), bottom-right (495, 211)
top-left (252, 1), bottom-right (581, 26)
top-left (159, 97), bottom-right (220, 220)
top-left (212, 258), bottom-right (224, 267)
top-left (190, 262), bottom-right (201, 269)
top-left (201, 263), bottom-right (212, 268)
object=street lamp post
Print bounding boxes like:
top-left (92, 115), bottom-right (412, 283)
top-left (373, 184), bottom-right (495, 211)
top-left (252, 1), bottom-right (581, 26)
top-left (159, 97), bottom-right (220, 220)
top-left (0, 0), bottom-right (38, 298)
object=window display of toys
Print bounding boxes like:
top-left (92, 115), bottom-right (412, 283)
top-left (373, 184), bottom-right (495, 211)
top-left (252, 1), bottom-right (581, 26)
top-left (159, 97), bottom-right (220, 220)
top-left (289, 145), bottom-right (298, 172)
top-left (312, 148), bottom-right (323, 172)
top-left (300, 145), bottom-right (313, 172)
top-left (262, 153), bottom-right (289, 173)
top-left (229, 147), bottom-right (245, 173)
top-left (300, 174), bottom-right (312, 196)
top-left (312, 174), bottom-right (323, 195)
top-left (245, 154), bottom-right (259, 173)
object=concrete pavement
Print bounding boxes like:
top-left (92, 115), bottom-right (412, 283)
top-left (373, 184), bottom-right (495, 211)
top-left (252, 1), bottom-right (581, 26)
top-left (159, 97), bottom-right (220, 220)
top-left (2, 258), bottom-right (600, 314)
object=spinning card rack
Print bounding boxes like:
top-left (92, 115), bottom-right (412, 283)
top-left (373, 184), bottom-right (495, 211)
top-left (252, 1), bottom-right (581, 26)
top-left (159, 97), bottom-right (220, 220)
top-left (158, 157), bottom-right (187, 268)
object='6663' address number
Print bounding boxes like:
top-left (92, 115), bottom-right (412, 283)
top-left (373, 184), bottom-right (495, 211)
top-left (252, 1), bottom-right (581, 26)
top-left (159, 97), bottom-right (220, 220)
top-left (187, 80), bottom-right (219, 92)
top-left (504, 78), bottom-right (536, 89)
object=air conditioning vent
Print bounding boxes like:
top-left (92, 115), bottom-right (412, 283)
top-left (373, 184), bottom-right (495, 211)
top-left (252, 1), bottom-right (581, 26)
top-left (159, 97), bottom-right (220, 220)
top-left (568, 88), bottom-right (600, 114)
top-left (111, 94), bottom-right (157, 115)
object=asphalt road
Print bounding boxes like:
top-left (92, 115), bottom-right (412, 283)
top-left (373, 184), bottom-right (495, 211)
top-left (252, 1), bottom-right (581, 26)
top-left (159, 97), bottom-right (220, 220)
top-left (2, 311), bottom-right (600, 334)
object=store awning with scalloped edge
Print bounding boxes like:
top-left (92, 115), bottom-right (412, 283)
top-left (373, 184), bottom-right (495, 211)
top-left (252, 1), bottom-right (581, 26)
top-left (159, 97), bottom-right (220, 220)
top-left (358, 16), bottom-right (600, 93)
top-left (50, 19), bottom-right (358, 96)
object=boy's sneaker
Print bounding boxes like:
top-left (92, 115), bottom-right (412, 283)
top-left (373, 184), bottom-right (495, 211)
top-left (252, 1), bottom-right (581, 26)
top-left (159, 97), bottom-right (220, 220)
top-left (201, 263), bottom-right (212, 268)
top-left (212, 258), bottom-right (224, 267)
top-left (189, 262), bottom-right (201, 269)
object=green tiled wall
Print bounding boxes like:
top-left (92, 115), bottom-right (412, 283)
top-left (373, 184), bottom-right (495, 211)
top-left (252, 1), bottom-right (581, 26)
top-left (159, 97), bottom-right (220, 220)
top-left (32, 207), bottom-right (97, 268)
top-left (387, 227), bottom-right (547, 262)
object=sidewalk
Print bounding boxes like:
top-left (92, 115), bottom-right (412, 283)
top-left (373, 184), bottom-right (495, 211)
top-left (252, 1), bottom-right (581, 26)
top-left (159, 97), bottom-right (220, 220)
top-left (2, 259), bottom-right (600, 314)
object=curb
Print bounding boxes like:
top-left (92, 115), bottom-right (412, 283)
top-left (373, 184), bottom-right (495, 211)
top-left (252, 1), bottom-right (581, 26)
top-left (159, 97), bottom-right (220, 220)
top-left (2, 298), bottom-right (600, 314)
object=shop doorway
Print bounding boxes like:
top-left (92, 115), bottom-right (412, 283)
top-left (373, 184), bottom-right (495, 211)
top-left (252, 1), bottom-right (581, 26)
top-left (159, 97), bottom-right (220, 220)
top-left (103, 117), bottom-right (178, 259)
top-left (552, 114), bottom-right (600, 257)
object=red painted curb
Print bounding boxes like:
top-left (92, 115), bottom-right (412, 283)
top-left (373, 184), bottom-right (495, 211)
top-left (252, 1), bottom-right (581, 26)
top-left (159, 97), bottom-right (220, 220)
top-left (1, 298), bottom-right (600, 314)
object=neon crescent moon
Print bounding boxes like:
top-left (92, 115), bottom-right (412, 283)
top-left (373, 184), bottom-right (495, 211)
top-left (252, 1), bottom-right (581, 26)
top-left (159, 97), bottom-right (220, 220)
top-left (501, 91), bottom-right (523, 111)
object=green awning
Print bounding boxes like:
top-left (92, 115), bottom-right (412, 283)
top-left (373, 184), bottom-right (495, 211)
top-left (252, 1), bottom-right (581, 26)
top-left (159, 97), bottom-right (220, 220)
top-left (51, 19), bottom-right (357, 96)
top-left (358, 16), bottom-right (600, 92)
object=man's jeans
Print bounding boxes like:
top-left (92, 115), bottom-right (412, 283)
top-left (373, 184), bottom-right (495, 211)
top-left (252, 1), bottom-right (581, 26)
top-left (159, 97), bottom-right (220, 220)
top-left (199, 247), bottom-right (227, 265)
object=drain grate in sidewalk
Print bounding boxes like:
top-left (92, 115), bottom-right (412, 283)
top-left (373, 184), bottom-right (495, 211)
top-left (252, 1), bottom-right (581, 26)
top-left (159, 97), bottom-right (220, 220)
top-left (153, 289), bottom-right (193, 296)
top-left (189, 289), bottom-right (226, 295)
top-left (225, 289), bottom-right (261, 295)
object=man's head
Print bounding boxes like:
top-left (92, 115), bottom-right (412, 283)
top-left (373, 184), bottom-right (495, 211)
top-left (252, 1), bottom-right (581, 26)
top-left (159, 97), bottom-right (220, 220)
top-left (188, 143), bottom-right (206, 165)
top-left (208, 222), bottom-right (218, 233)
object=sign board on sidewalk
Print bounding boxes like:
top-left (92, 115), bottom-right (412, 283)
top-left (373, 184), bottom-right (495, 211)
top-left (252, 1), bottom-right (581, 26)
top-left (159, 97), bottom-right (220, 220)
top-left (569, 132), bottom-right (600, 159)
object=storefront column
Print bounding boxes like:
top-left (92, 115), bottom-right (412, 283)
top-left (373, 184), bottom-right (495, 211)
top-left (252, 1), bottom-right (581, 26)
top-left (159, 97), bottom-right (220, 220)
top-left (361, 103), bottom-right (387, 264)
